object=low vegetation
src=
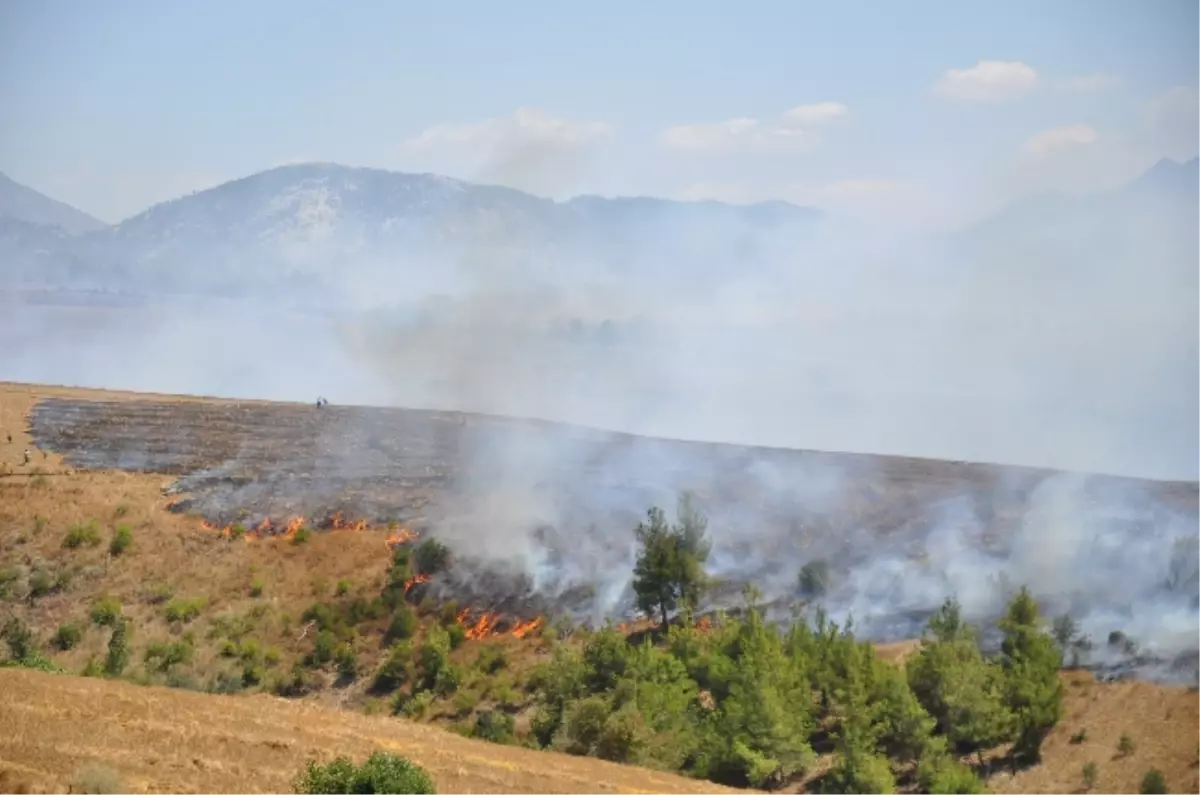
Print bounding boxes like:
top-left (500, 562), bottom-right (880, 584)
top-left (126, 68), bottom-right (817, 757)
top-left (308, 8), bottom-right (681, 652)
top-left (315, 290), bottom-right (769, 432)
top-left (293, 752), bottom-right (436, 794)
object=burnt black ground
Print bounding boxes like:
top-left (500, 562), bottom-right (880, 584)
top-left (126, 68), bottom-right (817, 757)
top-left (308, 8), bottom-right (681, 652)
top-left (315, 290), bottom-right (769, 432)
top-left (27, 395), bottom-right (1200, 681)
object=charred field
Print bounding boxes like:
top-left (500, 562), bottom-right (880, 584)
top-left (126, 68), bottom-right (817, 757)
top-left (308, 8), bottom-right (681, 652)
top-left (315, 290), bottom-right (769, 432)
top-left (26, 392), bottom-right (1200, 681)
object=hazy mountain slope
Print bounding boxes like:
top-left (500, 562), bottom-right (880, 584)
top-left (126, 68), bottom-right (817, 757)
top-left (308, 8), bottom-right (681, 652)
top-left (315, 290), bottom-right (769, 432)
top-left (0, 172), bottom-right (106, 235)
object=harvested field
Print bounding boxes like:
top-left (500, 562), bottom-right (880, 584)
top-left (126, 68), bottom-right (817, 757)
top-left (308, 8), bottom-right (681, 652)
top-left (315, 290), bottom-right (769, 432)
top-left (0, 667), bottom-right (748, 795)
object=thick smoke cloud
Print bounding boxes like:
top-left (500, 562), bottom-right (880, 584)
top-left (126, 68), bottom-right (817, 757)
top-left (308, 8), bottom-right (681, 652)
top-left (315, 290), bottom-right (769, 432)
top-left (2, 152), bottom-right (1197, 681)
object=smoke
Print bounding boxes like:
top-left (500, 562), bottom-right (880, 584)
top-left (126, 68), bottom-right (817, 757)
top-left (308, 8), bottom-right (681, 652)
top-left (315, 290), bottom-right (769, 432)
top-left (3, 146), bottom-right (1197, 682)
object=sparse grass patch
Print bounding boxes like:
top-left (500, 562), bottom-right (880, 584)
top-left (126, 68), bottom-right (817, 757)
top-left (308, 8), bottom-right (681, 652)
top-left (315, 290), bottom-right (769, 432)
top-left (1141, 768), bottom-right (1168, 794)
top-left (1119, 732), bottom-right (1137, 757)
top-left (1082, 761), bottom-right (1099, 791)
top-left (90, 595), bottom-right (122, 627)
top-left (250, 577), bottom-right (265, 598)
top-left (62, 520), bottom-right (102, 549)
top-left (143, 582), bottom-right (174, 605)
top-left (164, 596), bottom-right (206, 624)
top-left (292, 526), bottom-right (312, 545)
top-left (1071, 727), bottom-right (1089, 744)
top-left (109, 525), bottom-right (132, 557)
top-left (69, 763), bottom-right (126, 794)
top-left (53, 621), bottom-right (83, 651)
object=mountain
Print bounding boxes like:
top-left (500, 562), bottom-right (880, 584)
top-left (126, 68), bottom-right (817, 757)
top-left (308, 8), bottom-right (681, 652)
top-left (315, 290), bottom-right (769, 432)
top-left (0, 172), bottom-right (106, 235)
top-left (0, 163), bottom-right (824, 304)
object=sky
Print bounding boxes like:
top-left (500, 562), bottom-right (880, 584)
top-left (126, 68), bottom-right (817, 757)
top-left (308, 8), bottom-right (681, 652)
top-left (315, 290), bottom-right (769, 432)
top-left (0, 0), bottom-right (1197, 227)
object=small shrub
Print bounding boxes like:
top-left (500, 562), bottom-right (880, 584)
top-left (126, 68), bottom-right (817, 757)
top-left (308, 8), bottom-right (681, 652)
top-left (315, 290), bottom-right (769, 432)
top-left (306, 630), bottom-right (337, 668)
top-left (453, 688), bottom-right (480, 717)
top-left (90, 595), bottom-right (122, 627)
top-left (473, 709), bottom-right (515, 744)
top-left (293, 751), bottom-right (436, 794)
top-left (2, 615), bottom-right (35, 662)
top-left (70, 763), bottom-right (126, 794)
top-left (433, 663), bottom-right (462, 696)
top-left (336, 644), bottom-right (358, 681)
top-left (1119, 732), bottom-right (1137, 757)
top-left (104, 619), bottom-right (130, 677)
top-left (413, 539), bottom-right (450, 576)
top-left (1082, 761), bottom-right (1099, 791)
top-left (0, 566), bottom-right (21, 600)
top-left (144, 582), bottom-right (174, 605)
top-left (1071, 728), bottom-right (1089, 744)
top-left (372, 642), bottom-right (411, 694)
top-left (1141, 769), bottom-right (1168, 794)
top-left (292, 526), bottom-right (313, 545)
top-left (402, 691), bottom-right (434, 719)
top-left (336, 579), bottom-right (351, 596)
top-left (164, 596), bottom-right (205, 624)
top-left (797, 559), bottom-right (831, 598)
top-left (446, 622), bottom-right (466, 650)
top-left (476, 645), bottom-right (508, 674)
top-left (385, 605), bottom-right (418, 643)
top-left (109, 525), bottom-right (133, 557)
top-left (229, 523), bottom-right (247, 541)
top-left (63, 521), bottom-right (102, 549)
top-left (27, 568), bottom-right (56, 601)
top-left (250, 578), bottom-right (265, 598)
top-left (53, 621), bottom-right (83, 651)
top-left (144, 640), bottom-right (193, 673)
top-left (210, 670), bottom-right (246, 695)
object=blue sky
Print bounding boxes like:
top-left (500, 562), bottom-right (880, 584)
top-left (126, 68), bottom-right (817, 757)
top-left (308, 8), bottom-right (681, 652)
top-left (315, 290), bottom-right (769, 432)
top-left (1, 0), bottom-right (1196, 225)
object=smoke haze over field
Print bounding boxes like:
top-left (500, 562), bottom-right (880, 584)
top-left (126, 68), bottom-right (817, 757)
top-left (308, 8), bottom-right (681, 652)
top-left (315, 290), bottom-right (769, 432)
top-left (2, 4), bottom-right (1199, 706)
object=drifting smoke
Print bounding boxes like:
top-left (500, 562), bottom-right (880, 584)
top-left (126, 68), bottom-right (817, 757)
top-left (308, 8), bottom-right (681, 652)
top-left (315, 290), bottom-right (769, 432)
top-left (4, 147), bottom-right (1198, 682)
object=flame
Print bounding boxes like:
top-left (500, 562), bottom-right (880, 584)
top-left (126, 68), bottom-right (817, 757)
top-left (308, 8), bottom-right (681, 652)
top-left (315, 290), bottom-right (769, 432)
top-left (386, 527), bottom-right (419, 549)
top-left (465, 612), bottom-right (499, 640)
top-left (695, 615), bottom-right (714, 633)
top-left (255, 518), bottom-right (273, 534)
top-left (404, 573), bottom-right (429, 593)
top-left (616, 622), bottom-right (630, 634)
top-left (509, 616), bottom-right (544, 639)
top-left (279, 515), bottom-right (306, 541)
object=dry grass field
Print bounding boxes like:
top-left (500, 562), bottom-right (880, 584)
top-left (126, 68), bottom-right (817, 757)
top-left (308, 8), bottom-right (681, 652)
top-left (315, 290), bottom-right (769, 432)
top-left (1, 382), bottom-right (1197, 794)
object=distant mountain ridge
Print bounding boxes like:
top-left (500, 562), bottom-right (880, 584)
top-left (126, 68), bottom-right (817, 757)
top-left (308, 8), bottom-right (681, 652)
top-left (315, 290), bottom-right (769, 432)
top-left (0, 162), bottom-right (825, 305)
top-left (0, 157), bottom-right (1195, 311)
top-left (0, 172), bottom-right (107, 235)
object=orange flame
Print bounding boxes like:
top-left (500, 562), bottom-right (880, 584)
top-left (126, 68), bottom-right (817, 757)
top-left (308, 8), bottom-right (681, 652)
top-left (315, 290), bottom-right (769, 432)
top-left (695, 615), bottom-right (714, 633)
top-left (509, 616), bottom-right (545, 639)
top-left (404, 573), bottom-right (429, 593)
top-left (386, 527), bottom-right (419, 549)
top-left (465, 612), bottom-right (499, 640)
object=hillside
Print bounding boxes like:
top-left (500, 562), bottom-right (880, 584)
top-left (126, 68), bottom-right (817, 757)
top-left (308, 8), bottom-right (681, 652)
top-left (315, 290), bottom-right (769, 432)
top-left (0, 173), bottom-right (107, 236)
top-left (2, 382), bottom-right (1198, 794)
top-left (0, 163), bottom-right (822, 303)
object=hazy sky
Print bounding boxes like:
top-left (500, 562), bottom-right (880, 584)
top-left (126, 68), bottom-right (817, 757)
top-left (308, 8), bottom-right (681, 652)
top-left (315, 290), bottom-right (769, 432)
top-left (1, 0), bottom-right (1197, 226)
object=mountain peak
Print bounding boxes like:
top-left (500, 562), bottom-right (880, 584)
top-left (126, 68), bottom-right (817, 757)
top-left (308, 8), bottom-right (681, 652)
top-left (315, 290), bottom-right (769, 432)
top-left (0, 172), bottom-right (107, 235)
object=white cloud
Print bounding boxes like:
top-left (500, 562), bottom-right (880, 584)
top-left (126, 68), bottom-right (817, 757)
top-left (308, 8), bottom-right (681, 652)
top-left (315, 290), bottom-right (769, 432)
top-left (401, 107), bottom-right (612, 153)
top-left (1055, 73), bottom-right (1122, 93)
top-left (933, 60), bottom-right (1039, 103)
top-left (1022, 124), bottom-right (1099, 157)
top-left (659, 102), bottom-right (848, 154)
top-left (781, 101), bottom-right (849, 125)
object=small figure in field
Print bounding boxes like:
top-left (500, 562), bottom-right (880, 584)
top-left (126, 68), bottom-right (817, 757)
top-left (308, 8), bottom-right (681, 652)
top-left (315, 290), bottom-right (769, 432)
top-left (22, 449), bottom-right (31, 466)
top-left (315, 396), bottom-right (328, 409)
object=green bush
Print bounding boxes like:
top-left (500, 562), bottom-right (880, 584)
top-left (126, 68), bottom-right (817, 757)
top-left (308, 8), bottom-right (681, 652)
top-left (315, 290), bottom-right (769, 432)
top-left (446, 622), bottom-right (466, 650)
top-left (250, 578), bottom-right (265, 598)
top-left (476, 645), bottom-right (508, 674)
top-left (144, 640), bottom-right (193, 673)
top-left (385, 605), bottom-right (418, 643)
top-left (293, 751), bottom-right (436, 794)
top-left (372, 642), bottom-right (411, 694)
top-left (53, 621), bottom-right (83, 651)
top-left (1140, 768), bottom-right (1168, 794)
top-left (413, 539), bottom-right (450, 576)
top-left (1082, 761), bottom-right (1099, 791)
top-left (90, 595), bottom-right (122, 627)
top-left (335, 579), bottom-right (351, 596)
top-left (164, 596), bottom-right (205, 624)
top-left (473, 709), bottom-right (515, 744)
top-left (2, 615), bottom-right (36, 662)
top-left (292, 526), bottom-right (313, 545)
top-left (63, 521), bottom-right (102, 549)
top-left (104, 619), bottom-right (130, 676)
top-left (109, 525), bottom-right (133, 557)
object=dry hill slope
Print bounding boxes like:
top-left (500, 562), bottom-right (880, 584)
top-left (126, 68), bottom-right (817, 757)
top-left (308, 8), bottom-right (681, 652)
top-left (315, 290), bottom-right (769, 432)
top-left (1, 383), bottom-right (1197, 795)
top-left (0, 667), bottom-right (744, 794)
